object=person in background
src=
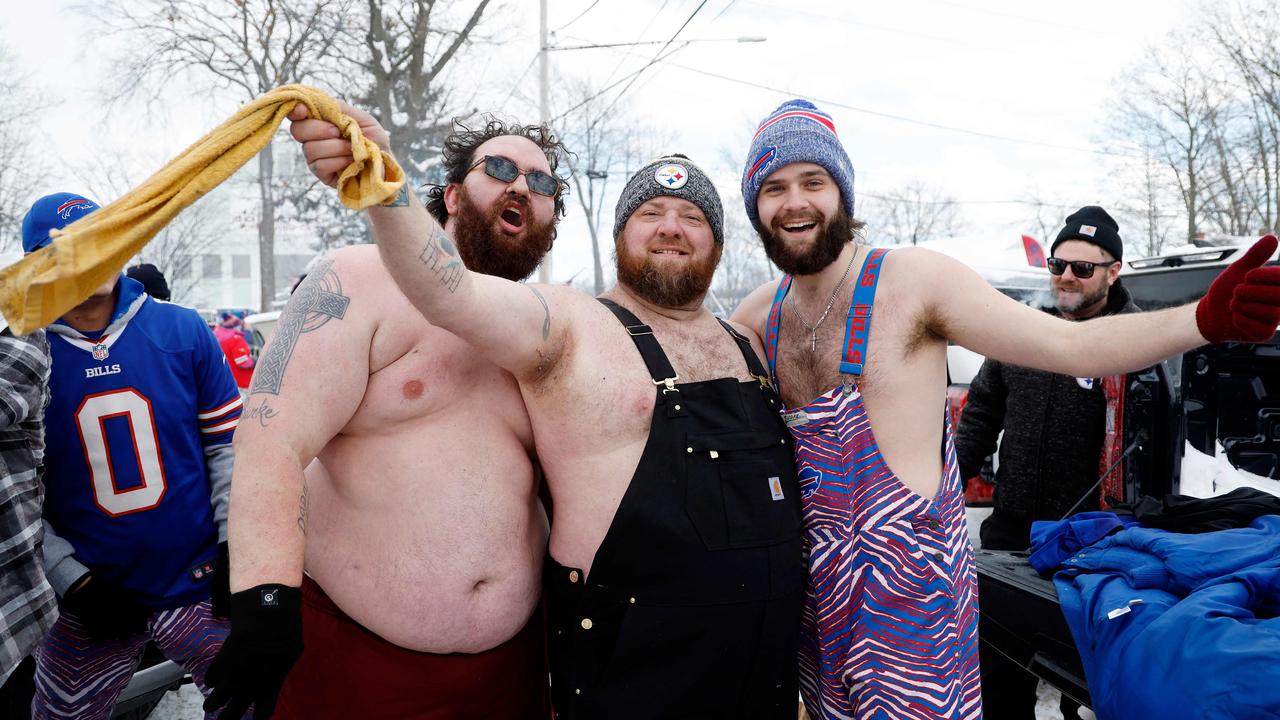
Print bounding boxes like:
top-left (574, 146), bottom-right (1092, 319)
top-left (954, 205), bottom-right (1140, 720)
top-left (214, 313), bottom-right (255, 394)
top-left (0, 316), bottom-right (56, 719)
top-left (22, 192), bottom-right (242, 720)
top-left (125, 263), bottom-right (171, 302)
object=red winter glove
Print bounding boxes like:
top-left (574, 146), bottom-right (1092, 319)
top-left (1196, 234), bottom-right (1280, 343)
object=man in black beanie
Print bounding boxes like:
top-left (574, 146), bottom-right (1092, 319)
top-left (955, 204), bottom-right (1140, 719)
top-left (126, 263), bottom-right (172, 302)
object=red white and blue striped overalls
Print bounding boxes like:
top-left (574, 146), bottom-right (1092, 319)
top-left (763, 248), bottom-right (982, 720)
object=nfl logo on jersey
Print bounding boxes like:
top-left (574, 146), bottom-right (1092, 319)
top-left (91, 344), bottom-right (109, 361)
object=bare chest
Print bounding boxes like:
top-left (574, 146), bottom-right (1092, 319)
top-left (347, 317), bottom-right (530, 439)
top-left (773, 286), bottom-right (922, 409)
top-left (533, 311), bottom-right (758, 454)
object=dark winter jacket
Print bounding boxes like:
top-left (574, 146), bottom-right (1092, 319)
top-left (954, 280), bottom-right (1141, 525)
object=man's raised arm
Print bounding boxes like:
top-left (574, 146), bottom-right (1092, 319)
top-left (287, 103), bottom-right (569, 381)
top-left (917, 235), bottom-right (1280, 378)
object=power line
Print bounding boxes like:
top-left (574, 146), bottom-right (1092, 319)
top-left (713, 0), bottom-right (740, 21)
top-left (550, 55), bottom-right (665, 123)
top-left (666, 61), bottom-right (1142, 158)
top-left (599, 0), bottom-right (672, 90)
top-left (551, 0), bottom-right (604, 35)
top-left (860, 192), bottom-right (1034, 206)
top-left (597, 0), bottom-right (711, 118)
top-left (737, 0), bottom-right (962, 45)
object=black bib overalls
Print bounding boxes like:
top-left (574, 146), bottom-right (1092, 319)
top-left (545, 300), bottom-right (805, 719)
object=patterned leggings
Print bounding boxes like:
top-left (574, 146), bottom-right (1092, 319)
top-left (33, 600), bottom-right (228, 720)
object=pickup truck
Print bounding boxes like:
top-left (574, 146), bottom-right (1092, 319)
top-left (961, 241), bottom-right (1280, 711)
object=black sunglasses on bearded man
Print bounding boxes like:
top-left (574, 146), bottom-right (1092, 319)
top-left (467, 155), bottom-right (561, 198)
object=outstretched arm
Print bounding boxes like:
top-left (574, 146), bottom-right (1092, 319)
top-left (287, 102), bottom-right (572, 382)
top-left (916, 236), bottom-right (1280, 378)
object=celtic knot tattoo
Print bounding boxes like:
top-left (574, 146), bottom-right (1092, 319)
top-left (249, 257), bottom-right (350, 395)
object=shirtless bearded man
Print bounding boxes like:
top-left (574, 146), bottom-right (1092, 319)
top-left (731, 99), bottom-right (1280, 720)
top-left (285, 100), bottom-right (805, 720)
top-left (203, 117), bottom-right (567, 720)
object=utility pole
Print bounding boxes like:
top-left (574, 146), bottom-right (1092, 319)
top-left (538, 0), bottom-right (553, 283)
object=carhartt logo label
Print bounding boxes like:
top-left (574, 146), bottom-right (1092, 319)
top-left (782, 409), bottom-right (809, 428)
top-left (1080, 224), bottom-right (1097, 237)
top-left (261, 589), bottom-right (278, 606)
top-left (769, 476), bottom-right (785, 501)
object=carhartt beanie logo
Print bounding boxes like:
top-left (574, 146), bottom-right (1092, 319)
top-left (1052, 205), bottom-right (1124, 261)
top-left (614, 154), bottom-right (724, 245)
top-left (741, 99), bottom-right (855, 232)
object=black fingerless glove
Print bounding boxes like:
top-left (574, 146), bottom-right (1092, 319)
top-left (203, 584), bottom-right (303, 720)
top-left (210, 541), bottom-right (230, 619)
top-left (61, 573), bottom-right (152, 642)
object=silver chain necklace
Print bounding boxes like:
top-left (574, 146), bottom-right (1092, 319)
top-left (788, 246), bottom-right (859, 352)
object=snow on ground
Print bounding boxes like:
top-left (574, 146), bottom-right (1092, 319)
top-left (1181, 441), bottom-right (1280, 498)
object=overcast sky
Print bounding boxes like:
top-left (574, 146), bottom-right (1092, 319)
top-left (0, 0), bottom-right (1197, 278)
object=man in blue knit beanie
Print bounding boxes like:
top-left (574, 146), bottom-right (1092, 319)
top-left (733, 101), bottom-right (985, 719)
top-left (728, 97), bottom-right (1280, 719)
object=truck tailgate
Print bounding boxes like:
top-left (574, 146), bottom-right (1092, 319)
top-left (975, 549), bottom-right (1091, 708)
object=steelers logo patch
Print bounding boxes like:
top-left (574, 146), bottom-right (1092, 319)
top-left (654, 164), bottom-right (689, 189)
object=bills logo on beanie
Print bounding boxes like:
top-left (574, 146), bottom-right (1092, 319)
top-left (614, 154), bottom-right (724, 245)
top-left (741, 99), bottom-right (855, 232)
top-left (21, 192), bottom-right (101, 253)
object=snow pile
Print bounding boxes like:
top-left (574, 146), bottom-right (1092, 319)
top-left (1181, 441), bottom-right (1280, 498)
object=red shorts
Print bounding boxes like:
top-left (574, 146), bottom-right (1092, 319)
top-left (273, 576), bottom-right (548, 719)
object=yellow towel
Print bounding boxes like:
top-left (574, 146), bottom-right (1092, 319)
top-left (0, 84), bottom-right (404, 336)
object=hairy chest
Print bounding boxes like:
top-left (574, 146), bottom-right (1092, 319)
top-left (773, 285), bottom-right (929, 409)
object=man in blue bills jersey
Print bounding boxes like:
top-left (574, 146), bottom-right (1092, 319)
top-left (23, 192), bottom-right (242, 720)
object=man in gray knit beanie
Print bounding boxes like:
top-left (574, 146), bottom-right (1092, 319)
top-left (614, 154), bottom-right (724, 246)
top-left (612, 154), bottom-right (726, 307)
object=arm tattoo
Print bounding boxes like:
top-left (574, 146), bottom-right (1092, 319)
top-left (244, 397), bottom-right (278, 427)
top-left (383, 183), bottom-right (409, 207)
top-left (297, 481), bottom-right (309, 534)
top-left (528, 285), bottom-right (551, 340)
top-left (250, 257), bottom-right (350, 395)
top-left (416, 226), bottom-right (464, 293)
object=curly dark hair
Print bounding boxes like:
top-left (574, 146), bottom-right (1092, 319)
top-left (423, 115), bottom-right (569, 227)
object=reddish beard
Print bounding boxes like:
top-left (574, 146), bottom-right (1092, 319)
top-left (451, 187), bottom-right (556, 281)
top-left (615, 236), bottom-right (722, 307)
top-left (758, 205), bottom-right (853, 276)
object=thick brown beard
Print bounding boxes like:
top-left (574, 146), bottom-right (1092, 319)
top-left (615, 237), bottom-right (722, 307)
top-left (758, 205), bottom-right (853, 276)
top-left (451, 187), bottom-right (555, 281)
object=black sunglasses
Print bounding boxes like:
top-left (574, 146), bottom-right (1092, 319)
top-left (1046, 257), bottom-right (1119, 279)
top-left (468, 155), bottom-right (560, 198)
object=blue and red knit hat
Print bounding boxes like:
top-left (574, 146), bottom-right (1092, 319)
top-left (21, 192), bottom-right (100, 253)
top-left (741, 99), bottom-right (855, 232)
